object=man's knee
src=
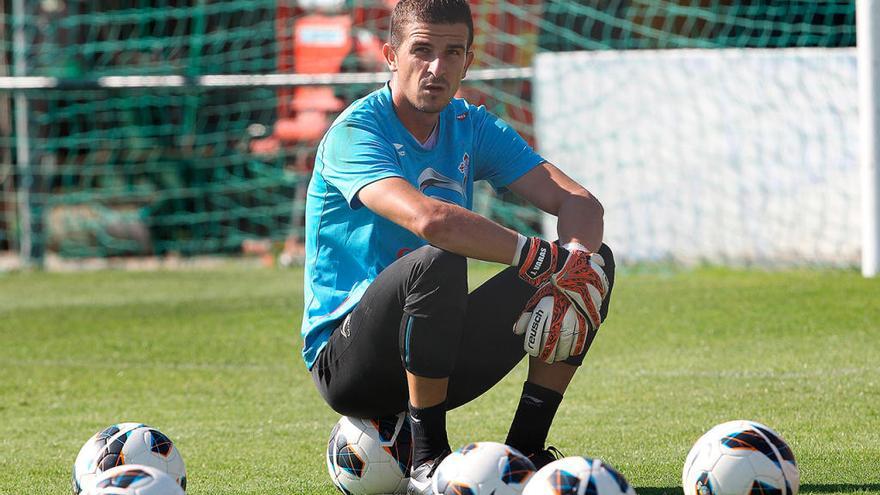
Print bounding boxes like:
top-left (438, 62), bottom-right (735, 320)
top-left (559, 243), bottom-right (615, 367)
top-left (399, 246), bottom-right (468, 378)
top-left (597, 243), bottom-right (615, 286)
top-left (408, 245), bottom-right (467, 285)
top-left (403, 245), bottom-right (468, 314)
top-left (596, 243), bottom-right (615, 322)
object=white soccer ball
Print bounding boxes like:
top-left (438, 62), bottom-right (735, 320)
top-left (523, 456), bottom-right (636, 495)
top-left (86, 464), bottom-right (185, 495)
top-left (326, 413), bottom-right (413, 495)
top-left (72, 422), bottom-right (187, 494)
top-left (431, 441), bottom-right (536, 495)
top-left (682, 420), bottom-right (799, 495)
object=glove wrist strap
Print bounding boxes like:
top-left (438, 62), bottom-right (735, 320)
top-left (516, 237), bottom-right (557, 286)
top-left (511, 233), bottom-right (528, 266)
top-left (562, 241), bottom-right (588, 253)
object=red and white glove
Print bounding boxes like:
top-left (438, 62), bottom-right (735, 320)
top-left (513, 283), bottom-right (589, 363)
top-left (549, 246), bottom-right (609, 332)
top-left (514, 238), bottom-right (610, 361)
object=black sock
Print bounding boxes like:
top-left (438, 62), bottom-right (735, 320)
top-left (505, 381), bottom-right (564, 456)
top-left (409, 401), bottom-right (450, 468)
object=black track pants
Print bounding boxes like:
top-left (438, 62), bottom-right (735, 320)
top-left (309, 244), bottom-right (613, 418)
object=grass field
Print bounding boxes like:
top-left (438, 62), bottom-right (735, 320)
top-left (1, 264), bottom-right (878, 494)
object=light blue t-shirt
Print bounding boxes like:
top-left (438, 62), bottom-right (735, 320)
top-left (301, 84), bottom-right (545, 368)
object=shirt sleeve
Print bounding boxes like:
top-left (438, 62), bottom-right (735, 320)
top-left (319, 121), bottom-right (404, 208)
top-left (472, 107), bottom-right (546, 191)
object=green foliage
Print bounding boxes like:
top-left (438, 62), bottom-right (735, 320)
top-left (0, 266), bottom-right (878, 494)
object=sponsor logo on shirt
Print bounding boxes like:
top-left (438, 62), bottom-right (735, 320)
top-left (458, 152), bottom-right (469, 178)
top-left (417, 167), bottom-right (465, 197)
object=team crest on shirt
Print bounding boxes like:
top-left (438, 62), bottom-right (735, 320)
top-left (458, 153), bottom-right (470, 177)
top-left (456, 111), bottom-right (468, 120)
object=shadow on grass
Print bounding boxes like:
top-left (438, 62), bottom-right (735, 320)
top-left (636, 488), bottom-right (678, 495)
top-left (800, 485), bottom-right (880, 494)
top-left (637, 485), bottom-right (880, 495)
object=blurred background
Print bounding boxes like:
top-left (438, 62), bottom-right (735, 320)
top-left (0, 0), bottom-right (861, 270)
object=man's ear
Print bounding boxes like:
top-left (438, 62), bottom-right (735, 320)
top-left (383, 43), bottom-right (398, 72)
top-left (461, 50), bottom-right (475, 79)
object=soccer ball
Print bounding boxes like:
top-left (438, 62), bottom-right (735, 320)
top-left (86, 464), bottom-right (185, 495)
top-left (72, 422), bottom-right (187, 494)
top-left (326, 413), bottom-right (413, 495)
top-left (432, 441), bottom-right (536, 495)
top-left (682, 420), bottom-right (799, 495)
top-left (523, 456), bottom-right (636, 495)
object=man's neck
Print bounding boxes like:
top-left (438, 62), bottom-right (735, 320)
top-left (389, 81), bottom-right (441, 143)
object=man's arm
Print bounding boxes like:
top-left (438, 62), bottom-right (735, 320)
top-left (357, 177), bottom-right (521, 264)
top-left (507, 162), bottom-right (610, 368)
top-left (357, 161), bottom-right (603, 263)
top-left (506, 162), bottom-right (604, 252)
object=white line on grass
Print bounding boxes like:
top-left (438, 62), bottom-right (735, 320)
top-left (2, 358), bottom-right (290, 372)
top-left (3, 359), bottom-right (877, 379)
top-left (621, 367), bottom-right (880, 379)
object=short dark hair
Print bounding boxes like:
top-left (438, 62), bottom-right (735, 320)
top-left (389, 0), bottom-right (474, 50)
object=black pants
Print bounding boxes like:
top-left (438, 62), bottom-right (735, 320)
top-left (310, 245), bottom-right (612, 418)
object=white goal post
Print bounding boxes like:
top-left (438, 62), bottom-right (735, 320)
top-left (858, 0), bottom-right (880, 277)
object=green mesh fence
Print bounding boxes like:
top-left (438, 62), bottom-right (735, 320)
top-left (538, 0), bottom-right (856, 51)
top-left (0, 1), bottom-right (858, 261)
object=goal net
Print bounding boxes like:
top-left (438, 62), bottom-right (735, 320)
top-left (0, 0), bottom-right (860, 266)
top-left (534, 47), bottom-right (859, 267)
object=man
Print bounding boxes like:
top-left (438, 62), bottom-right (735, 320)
top-left (301, 0), bottom-right (615, 492)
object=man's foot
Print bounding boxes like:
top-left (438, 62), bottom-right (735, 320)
top-left (407, 449), bottom-right (451, 495)
top-left (527, 445), bottom-right (564, 470)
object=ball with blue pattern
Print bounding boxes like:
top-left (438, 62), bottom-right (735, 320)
top-left (523, 456), bottom-right (636, 495)
top-left (682, 420), bottom-right (799, 495)
top-left (88, 464), bottom-right (185, 495)
top-left (72, 422), bottom-right (186, 494)
top-left (432, 441), bottom-right (536, 495)
top-left (326, 412), bottom-right (413, 495)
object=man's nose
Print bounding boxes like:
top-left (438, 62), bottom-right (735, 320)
top-left (427, 55), bottom-right (445, 77)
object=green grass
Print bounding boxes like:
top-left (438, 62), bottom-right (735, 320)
top-left (1, 265), bottom-right (878, 494)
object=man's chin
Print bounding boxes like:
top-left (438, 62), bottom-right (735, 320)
top-left (415, 97), bottom-right (450, 114)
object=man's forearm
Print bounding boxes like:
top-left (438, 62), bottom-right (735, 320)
top-left (420, 202), bottom-right (521, 265)
top-left (419, 192), bottom-right (602, 264)
top-left (555, 193), bottom-right (604, 252)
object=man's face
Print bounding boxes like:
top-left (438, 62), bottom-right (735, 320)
top-left (386, 21), bottom-right (474, 114)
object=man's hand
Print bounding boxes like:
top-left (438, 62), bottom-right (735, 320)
top-left (515, 238), bottom-right (610, 330)
top-left (550, 249), bottom-right (609, 331)
top-left (513, 284), bottom-right (589, 363)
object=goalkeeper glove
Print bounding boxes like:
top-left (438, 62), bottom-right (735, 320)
top-left (515, 238), bottom-right (610, 331)
top-left (550, 247), bottom-right (608, 331)
top-left (513, 283), bottom-right (589, 363)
